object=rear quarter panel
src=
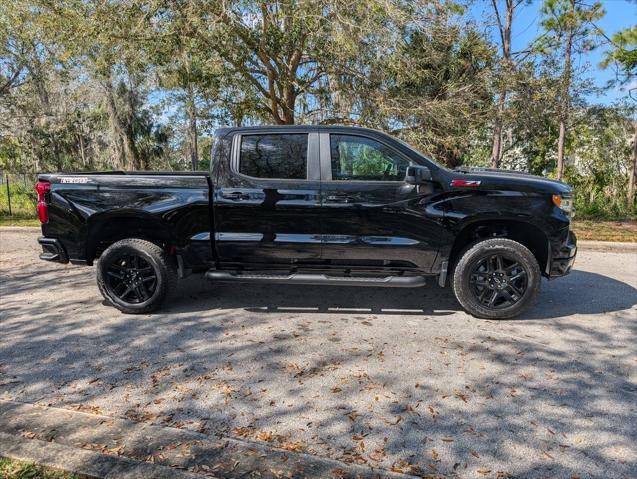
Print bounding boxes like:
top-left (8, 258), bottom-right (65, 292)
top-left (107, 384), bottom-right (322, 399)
top-left (40, 174), bottom-right (211, 266)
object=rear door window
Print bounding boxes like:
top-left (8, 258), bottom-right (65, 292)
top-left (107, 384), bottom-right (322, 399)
top-left (239, 134), bottom-right (308, 180)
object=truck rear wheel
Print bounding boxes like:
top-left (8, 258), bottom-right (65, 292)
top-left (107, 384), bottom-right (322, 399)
top-left (452, 238), bottom-right (541, 319)
top-left (96, 238), bottom-right (177, 314)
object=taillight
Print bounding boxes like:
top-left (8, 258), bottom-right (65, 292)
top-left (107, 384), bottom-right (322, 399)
top-left (35, 180), bottom-right (50, 224)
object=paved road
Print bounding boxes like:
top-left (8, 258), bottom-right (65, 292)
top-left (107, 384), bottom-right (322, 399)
top-left (1, 228), bottom-right (636, 479)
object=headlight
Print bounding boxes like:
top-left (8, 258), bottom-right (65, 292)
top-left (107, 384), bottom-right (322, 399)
top-left (552, 194), bottom-right (574, 218)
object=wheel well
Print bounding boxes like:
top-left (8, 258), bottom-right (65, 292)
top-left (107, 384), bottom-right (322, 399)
top-left (86, 216), bottom-right (175, 265)
top-left (449, 220), bottom-right (549, 274)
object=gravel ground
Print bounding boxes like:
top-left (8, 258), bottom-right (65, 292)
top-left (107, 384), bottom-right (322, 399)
top-left (1, 228), bottom-right (636, 479)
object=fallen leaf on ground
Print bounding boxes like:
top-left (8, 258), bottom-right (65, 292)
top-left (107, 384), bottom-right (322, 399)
top-left (454, 391), bottom-right (469, 403)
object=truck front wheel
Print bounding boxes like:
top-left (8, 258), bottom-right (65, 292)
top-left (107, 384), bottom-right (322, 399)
top-left (96, 238), bottom-right (177, 314)
top-left (452, 238), bottom-right (541, 319)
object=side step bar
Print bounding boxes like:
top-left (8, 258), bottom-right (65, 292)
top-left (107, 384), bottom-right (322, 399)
top-left (206, 271), bottom-right (426, 288)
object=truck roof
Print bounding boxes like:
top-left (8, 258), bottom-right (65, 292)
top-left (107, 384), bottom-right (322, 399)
top-left (214, 124), bottom-right (386, 136)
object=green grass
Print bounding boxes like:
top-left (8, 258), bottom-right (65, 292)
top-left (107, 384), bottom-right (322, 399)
top-left (0, 181), bottom-right (37, 218)
top-left (572, 219), bottom-right (637, 243)
top-left (0, 216), bottom-right (39, 227)
top-left (0, 179), bottom-right (40, 226)
top-left (0, 457), bottom-right (87, 479)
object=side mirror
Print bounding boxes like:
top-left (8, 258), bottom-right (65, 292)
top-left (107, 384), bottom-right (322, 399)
top-left (405, 165), bottom-right (432, 185)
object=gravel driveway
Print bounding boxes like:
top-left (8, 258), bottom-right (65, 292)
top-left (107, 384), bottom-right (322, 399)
top-left (1, 228), bottom-right (636, 478)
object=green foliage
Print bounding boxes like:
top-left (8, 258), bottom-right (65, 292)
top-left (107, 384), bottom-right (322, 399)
top-left (0, 457), bottom-right (84, 479)
top-left (539, 0), bottom-right (604, 42)
top-left (562, 104), bottom-right (636, 219)
top-left (0, 176), bottom-right (37, 217)
top-left (375, 14), bottom-right (495, 168)
top-left (601, 25), bottom-right (637, 85)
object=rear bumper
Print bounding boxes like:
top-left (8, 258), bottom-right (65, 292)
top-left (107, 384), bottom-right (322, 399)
top-left (548, 230), bottom-right (577, 278)
top-left (38, 237), bottom-right (69, 263)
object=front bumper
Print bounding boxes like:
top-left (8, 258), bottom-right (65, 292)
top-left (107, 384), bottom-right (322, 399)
top-left (548, 230), bottom-right (577, 278)
top-left (38, 237), bottom-right (69, 263)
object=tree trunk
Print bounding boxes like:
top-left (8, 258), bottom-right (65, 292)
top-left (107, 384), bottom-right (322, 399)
top-left (51, 136), bottom-right (63, 171)
top-left (556, 0), bottom-right (575, 181)
top-left (181, 51), bottom-right (199, 170)
top-left (628, 122), bottom-right (637, 207)
top-left (124, 80), bottom-right (142, 170)
top-left (280, 82), bottom-right (296, 124)
top-left (30, 135), bottom-right (40, 172)
top-left (103, 76), bottom-right (127, 169)
top-left (186, 86), bottom-right (199, 171)
top-left (490, 0), bottom-right (514, 169)
top-left (556, 119), bottom-right (568, 180)
top-left (78, 132), bottom-right (87, 168)
top-left (490, 91), bottom-right (506, 168)
top-left (31, 58), bottom-right (63, 170)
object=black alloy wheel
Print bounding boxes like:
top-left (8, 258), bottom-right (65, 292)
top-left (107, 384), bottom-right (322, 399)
top-left (96, 238), bottom-right (177, 314)
top-left (451, 238), bottom-right (541, 319)
top-left (105, 254), bottom-right (158, 304)
top-left (468, 253), bottom-right (528, 309)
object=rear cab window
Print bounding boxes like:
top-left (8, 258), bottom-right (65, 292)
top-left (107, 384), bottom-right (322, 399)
top-left (238, 134), bottom-right (308, 180)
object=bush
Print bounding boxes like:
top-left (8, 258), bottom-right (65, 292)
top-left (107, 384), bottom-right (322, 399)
top-left (563, 168), bottom-right (636, 220)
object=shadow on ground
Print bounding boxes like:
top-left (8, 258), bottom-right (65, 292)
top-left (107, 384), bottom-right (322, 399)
top-left (1, 255), bottom-right (636, 478)
top-left (160, 268), bottom-right (637, 321)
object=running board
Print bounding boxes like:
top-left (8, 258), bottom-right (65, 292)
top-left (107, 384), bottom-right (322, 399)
top-left (206, 271), bottom-right (426, 288)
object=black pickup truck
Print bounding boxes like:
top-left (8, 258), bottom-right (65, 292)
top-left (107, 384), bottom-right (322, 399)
top-left (36, 125), bottom-right (576, 318)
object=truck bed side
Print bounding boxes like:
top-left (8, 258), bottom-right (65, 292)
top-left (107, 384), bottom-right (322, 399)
top-left (37, 172), bottom-right (213, 270)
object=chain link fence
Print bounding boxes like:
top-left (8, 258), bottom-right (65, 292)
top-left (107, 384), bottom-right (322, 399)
top-left (0, 172), bottom-right (38, 217)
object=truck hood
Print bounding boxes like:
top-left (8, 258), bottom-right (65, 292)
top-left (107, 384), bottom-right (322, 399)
top-left (452, 167), bottom-right (572, 195)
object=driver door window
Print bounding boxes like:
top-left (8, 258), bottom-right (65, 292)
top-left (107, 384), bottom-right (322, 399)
top-left (320, 131), bottom-right (438, 270)
top-left (330, 135), bottom-right (410, 181)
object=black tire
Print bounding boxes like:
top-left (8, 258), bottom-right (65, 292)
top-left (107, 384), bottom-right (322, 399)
top-left (452, 238), bottom-right (541, 319)
top-left (96, 238), bottom-right (177, 314)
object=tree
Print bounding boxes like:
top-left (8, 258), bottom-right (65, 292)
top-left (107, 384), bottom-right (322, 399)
top-left (537, 0), bottom-right (604, 180)
top-left (564, 103), bottom-right (635, 217)
top-left (371, 2), bottom-right (494, 167)
top-left (489, 0), bottom-right (516, 168)
top-left (600, 25), bottom-right (637, 84)
top-left (631, 121), bottom-right (637, 208)
top-left (182, 0), bottom-right (397, 126)
top-left (191, 0), bottom-right (330, 125)
top-left (32, 0), bottom-right (168, 170)
top-left (600, 25), bottom-right (637, 206)
top-left (147, 1), bottom-right (229, 171)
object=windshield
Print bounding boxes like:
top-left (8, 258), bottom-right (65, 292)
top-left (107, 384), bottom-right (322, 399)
top-left (392, 136), bottom-right (448, 171)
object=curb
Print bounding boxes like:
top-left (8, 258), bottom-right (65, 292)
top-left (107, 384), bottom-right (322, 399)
top-left (0, 226), bottom-right (41, 233)
top-left (577, 240), bottom-right (637, 252)
top-left (0, 400), bottom-right (419, 479)
top-left (0, 432), bottom-right (204, 479)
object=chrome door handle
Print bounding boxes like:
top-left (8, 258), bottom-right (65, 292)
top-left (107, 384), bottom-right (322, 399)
top-left (222, 191), bottom-right (250, 200)
top-left (326, 194), bottom-right (354, 203)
